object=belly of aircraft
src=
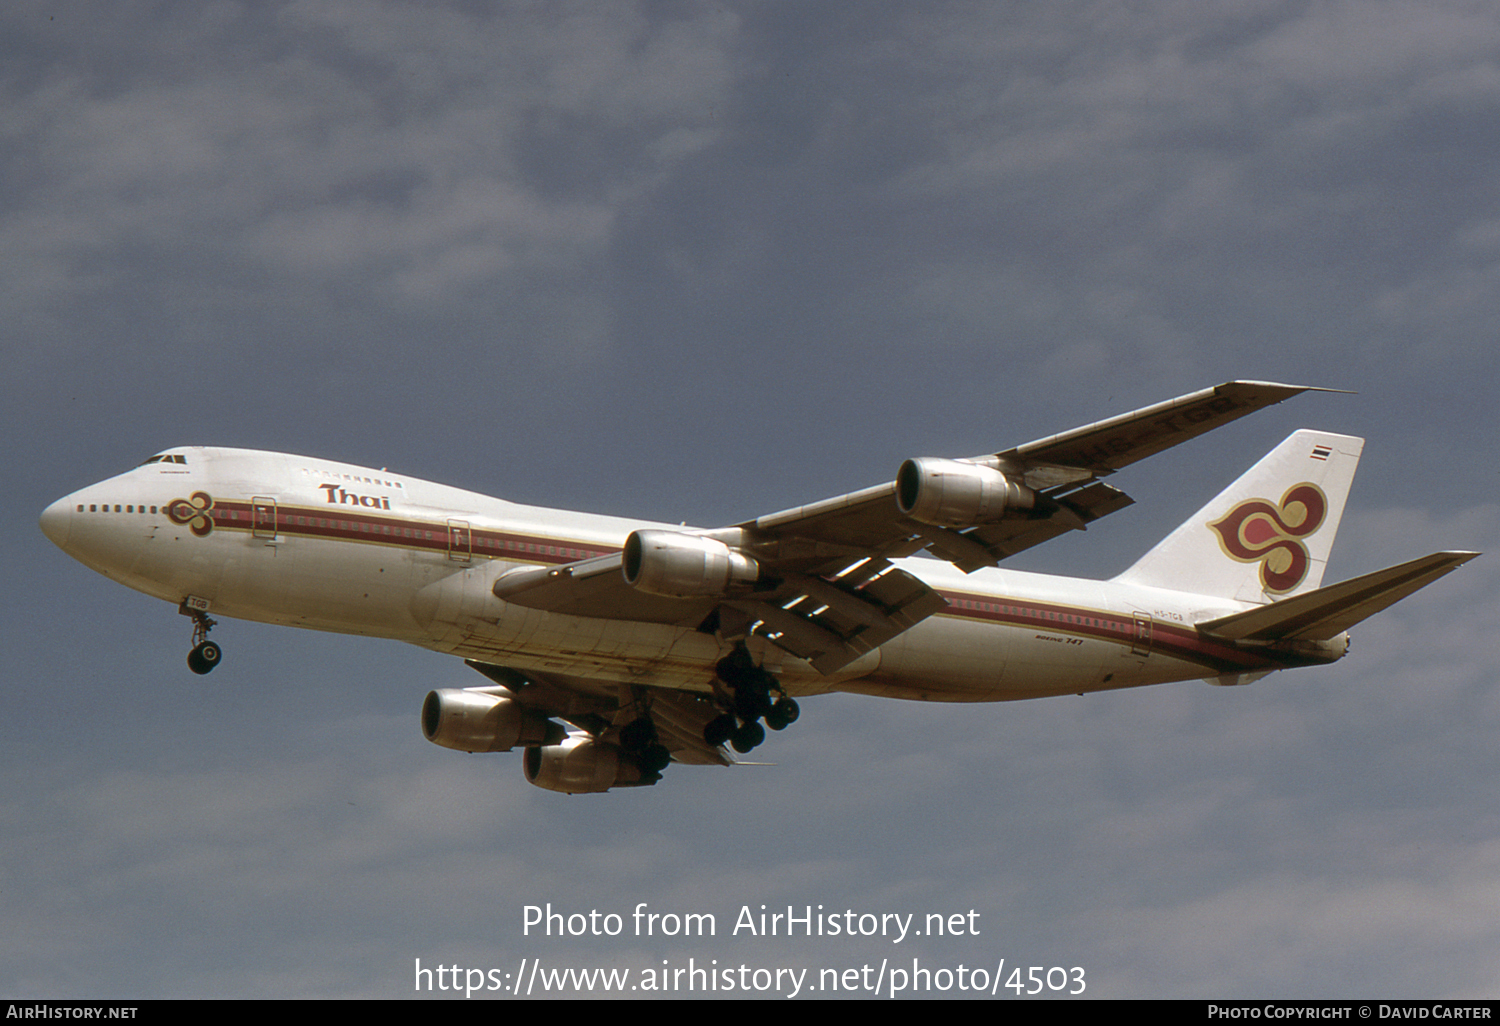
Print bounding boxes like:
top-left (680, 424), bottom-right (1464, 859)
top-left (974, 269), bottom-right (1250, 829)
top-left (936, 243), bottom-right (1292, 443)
top-left (847, 609), bottom-right (1206, 702)
top-left (145, 532), bottom-right (1213, 702)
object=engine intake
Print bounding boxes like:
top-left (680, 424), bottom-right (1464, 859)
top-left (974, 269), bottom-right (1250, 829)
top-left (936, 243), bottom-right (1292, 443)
top-left (422, 689), bottom-right (562, 753)
top-left (896, 458), bottom-right (1035, 528)
top-left (622, 530), bottom-right (759, 597)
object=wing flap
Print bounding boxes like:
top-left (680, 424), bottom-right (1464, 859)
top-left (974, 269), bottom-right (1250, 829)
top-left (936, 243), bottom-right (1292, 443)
top-left (931, 480), bottom-right (1136, 571)
top-left (726, 561), bottom-right (949, 674)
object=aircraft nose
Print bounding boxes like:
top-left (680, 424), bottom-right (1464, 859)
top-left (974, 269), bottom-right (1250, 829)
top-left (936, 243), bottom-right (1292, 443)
top-left (39, 496), bottom-right (73, 550)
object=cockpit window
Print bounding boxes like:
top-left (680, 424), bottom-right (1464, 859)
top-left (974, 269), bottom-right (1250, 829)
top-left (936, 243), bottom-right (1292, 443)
top-left (139, 454), bottom-right (188, 466)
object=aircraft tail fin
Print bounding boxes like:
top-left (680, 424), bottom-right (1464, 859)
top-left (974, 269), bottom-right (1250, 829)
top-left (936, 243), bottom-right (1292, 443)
top-left (1114, 430), bottom-right (1363, 603)
top-left (1196, 551), bottom-right (1478, 641)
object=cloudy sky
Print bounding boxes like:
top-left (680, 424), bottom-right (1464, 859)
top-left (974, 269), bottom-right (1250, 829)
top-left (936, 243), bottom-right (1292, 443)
top-left (4, 0), bottom-right (1498, 999)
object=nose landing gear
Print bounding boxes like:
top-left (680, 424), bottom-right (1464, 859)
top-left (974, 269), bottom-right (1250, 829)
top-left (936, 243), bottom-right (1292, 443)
top-left (189, 640), bottom-right (222, 675)
top-left (179, 600), bottom-right (222, 675)
top-left (704, 644), bottom-right (800, 754)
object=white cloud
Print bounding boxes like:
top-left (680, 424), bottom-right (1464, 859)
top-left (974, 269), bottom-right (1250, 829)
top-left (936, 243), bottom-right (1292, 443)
top-left (1, 1), bottom-right (739, 339)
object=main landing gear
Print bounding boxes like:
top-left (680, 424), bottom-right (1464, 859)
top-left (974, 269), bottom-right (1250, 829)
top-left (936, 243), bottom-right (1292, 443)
top-left (618, 716), bottom-right (672, 776)
top-left (179, 601), bottom-right (222, 675)
top-left (703, 644), bottom-right (800, 754)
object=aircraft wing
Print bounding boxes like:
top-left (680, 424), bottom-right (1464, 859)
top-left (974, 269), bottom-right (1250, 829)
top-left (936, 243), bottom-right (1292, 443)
top-left (746, 380), bottom-right (1330, 572)
top-left (493, 548), bottom-right (948, 674)
top-left (493, 552), bottom-right (699, 623)
top-left (466, 660), bottom-right (733, 766)
top-left (498, 381), bottom-right (1329, 673)
top-left (1002, 380), bottom-right (1340, 477)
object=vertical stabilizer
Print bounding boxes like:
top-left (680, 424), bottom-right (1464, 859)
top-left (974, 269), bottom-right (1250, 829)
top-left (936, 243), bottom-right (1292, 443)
top-left (1114, 430), bottom-right (1364, 603)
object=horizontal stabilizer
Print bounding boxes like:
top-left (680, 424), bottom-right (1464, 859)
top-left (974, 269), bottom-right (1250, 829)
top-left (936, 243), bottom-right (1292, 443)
top-left (1197, 551), bottom-right (1479, 642)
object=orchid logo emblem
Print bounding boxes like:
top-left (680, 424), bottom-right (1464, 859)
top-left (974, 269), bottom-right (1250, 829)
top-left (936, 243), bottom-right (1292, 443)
top-left (166, 492), bottom-right (215, 537)
top-left (1208, 483), bottom-right (1327, 593)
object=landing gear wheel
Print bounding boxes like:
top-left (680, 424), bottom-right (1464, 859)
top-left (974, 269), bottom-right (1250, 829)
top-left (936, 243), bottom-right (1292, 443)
top-left (180, 601), bottom-right (221, 676)
top-left (765, 696), bottom-right (799, 731)
top-left (704, 713), bottom-right (736, 747)
top-left (188, 640), bottom-right (221, 675)
top-left (619, 718), bottom-right (656, 752)
top-left (734, 685), bottom-right (773, 722)
top-left (638, 743), bottom-right (671, 774)
top-left (773, 696), bottom-right (799, 727)
top-left (731, 720), bottom-right (765, 754)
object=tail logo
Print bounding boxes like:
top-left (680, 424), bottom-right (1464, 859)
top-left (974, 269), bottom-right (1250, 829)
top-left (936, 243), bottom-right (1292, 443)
top-left (1209, 483), bottom-right (1327, 593)
top-left (166, 492), bottom-right (215, 536)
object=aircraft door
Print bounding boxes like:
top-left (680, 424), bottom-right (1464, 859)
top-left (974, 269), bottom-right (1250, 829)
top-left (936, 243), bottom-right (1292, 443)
top-left (1130, 612), bottom-right (1153, 657)
top-left (252, 498), bottom-right (278, 540)
top-left (447, 519), bottom-right (472, 563)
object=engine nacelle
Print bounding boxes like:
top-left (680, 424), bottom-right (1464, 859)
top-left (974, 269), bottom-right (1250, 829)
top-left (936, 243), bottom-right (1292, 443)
top-left (895, 457), bottom-right (1035, 528)
top-left (523, 738), bottom-right (656, 794)
top-left (622, 529), bottom-right (759, 598)
top-left (421, 689), bottom-right (562, 753)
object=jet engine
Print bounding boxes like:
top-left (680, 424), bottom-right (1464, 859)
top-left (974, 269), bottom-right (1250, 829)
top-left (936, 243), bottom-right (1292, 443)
top-left (896, 458), bottom-right (1036, 528)
top-left (622, 529), bottom-right (759, 597)
top-left (421, 688), bottom-right (563, 753)
top-left (523, 737), bottom-right (658, 794)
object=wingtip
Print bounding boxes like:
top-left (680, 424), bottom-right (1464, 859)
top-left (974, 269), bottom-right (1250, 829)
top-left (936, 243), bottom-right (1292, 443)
top-left (1225, 380), bottom-right (1358, 396)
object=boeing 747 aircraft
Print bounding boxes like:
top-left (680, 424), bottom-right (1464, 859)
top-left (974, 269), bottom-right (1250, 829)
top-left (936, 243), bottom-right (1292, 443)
top-left (39, 382), bottom-right (1476, 794)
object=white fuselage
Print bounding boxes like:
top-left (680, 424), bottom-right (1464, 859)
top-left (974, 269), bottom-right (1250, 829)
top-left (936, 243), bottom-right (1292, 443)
top-left (41, 447), bottom-right (1321, 702)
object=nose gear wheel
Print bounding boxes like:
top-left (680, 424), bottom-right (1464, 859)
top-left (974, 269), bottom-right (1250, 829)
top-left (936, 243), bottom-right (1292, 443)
top-left (179, 601), bottom-right (221, 675)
